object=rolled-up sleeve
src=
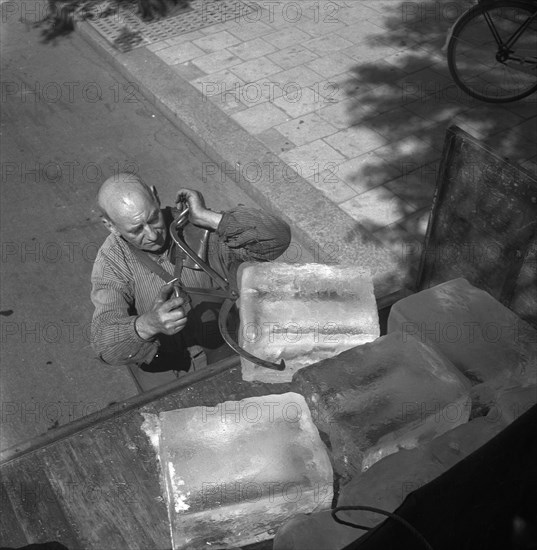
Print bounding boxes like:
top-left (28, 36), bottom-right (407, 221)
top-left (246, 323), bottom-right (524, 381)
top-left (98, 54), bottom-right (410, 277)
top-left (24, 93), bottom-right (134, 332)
top-left (90, 249), bottom-right (157, 366)
top-left (216, 206), bottom-right (291, 262)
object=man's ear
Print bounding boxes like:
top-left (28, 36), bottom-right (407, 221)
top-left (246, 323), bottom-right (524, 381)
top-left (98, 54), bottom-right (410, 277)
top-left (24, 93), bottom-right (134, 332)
top-left (151, 186), bottom-right (161, 206)
top-left (102, 216), bottom-right (119, 235)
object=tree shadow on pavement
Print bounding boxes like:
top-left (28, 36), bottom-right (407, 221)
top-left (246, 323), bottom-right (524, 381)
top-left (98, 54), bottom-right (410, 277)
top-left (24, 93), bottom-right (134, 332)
top-left (332, 0), bottom-right (537, 288)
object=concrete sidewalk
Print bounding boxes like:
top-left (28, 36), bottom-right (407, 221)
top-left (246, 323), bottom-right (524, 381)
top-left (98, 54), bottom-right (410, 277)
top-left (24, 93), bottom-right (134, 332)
top-left (79, 0), bottom-right (537, 297)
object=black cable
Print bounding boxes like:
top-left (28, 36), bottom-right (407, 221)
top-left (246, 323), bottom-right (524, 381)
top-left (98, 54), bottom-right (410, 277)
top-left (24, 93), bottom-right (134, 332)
top-left (331, 505), bottom-right (435, 550)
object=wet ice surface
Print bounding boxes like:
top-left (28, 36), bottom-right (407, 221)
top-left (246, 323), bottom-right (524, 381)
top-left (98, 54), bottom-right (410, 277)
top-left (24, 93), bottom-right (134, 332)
top-left (238, 263), bottom-right (380, 383)
top-left (152, 393), bottom-right (333, 549)
top-left (292, 331), bottom-right (472, 478)
top-left (387, 278), bottom-right (537, 386)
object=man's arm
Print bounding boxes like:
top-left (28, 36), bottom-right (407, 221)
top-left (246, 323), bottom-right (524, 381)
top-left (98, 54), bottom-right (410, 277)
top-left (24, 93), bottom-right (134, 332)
top-left (215, 206), bottom-right (291, 262)
top-left (90, 257), bottom-right (159, 366)
top-left (91, 246), bottom-right (189, 366)
top-left (176, 188), bottom-right (291, 264)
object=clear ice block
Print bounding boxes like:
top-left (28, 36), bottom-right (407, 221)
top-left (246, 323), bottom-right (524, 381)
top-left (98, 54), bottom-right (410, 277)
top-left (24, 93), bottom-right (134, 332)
top-left (146, 393), bottom-right (333, 550)
top-left (292, 331), bottom-right (471, 478)
top-left (387, 278), bottom-right (537, 385)
top-left (237, 262), bottom-right (380, 383)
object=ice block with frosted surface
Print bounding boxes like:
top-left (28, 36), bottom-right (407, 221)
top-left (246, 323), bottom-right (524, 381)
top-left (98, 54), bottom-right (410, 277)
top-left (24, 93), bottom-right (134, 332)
top-left (387, 278), bottom-right (537, 385)
top-left (237, 262), bottom-right (380, 383)
top-left (147, 393), bottom-right (333, 549)
top-left (292, 331), bottom-right (472, 478)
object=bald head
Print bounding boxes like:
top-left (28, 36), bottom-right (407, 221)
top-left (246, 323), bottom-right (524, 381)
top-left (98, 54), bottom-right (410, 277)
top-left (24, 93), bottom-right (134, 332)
top-left (97, 173), bottom-right (156, 222)
top-left (98, 173), bottom-right (167, 252)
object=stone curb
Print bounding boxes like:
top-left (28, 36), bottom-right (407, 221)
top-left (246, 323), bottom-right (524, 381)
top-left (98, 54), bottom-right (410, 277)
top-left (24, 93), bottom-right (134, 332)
top-left (78, 21), bottom-right (405, 297)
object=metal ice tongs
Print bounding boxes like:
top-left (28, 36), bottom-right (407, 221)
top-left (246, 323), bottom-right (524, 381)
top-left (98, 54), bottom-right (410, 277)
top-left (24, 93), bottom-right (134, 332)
top-left (170, 207), bottom-right (286, 371)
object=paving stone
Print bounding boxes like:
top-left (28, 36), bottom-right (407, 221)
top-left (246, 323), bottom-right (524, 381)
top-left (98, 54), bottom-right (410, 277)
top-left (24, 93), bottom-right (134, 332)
top-left (226, 20), bottom-right (274, 41)
top-left (231, 102), bottom-right (289, 134)
top-left (280, 139), bottom-right (346, 180)
top-left (237, 77), bottom-right (286, 107)
top-left (190, 49), bottom-right (242, 74)
top-left (171, 62), bottom-right (206, 83)
top-left (384, 160), bottom-right (437, 210)
top-left (154, 42), bottom-right (206, 64)
top-left (361, 105), bottom-right (431, 141)
top-left (267, 44), bottom-right (319, 70)
top-left (343, 42), bottom-right (398, 64)
top-left (311, 73), bottom-right (357, 102)
top-left (339, 181), bottom-right (415, 230)
top-left (303, 34), bottom-right (354, 55)
top-left (192, 30), bottom-right (241, 52)
top-left (190, 69), bottom-right (245, 96)
top-left (306, 171), bottom-right (357, 204)
top-left (263, 28), bottom-right (313, 49)
top-left (324, 126), bottom-right (387, 159)
top-left (337, 152), bottom-right (402, 194)
top-left (270, 65), bottom-right (325, 90)
top-left (273, 87), bottom-right (325, 118)
top-left (334, 22), bottom-right (381, 45)
top-left (387, 278), bottom-right (537, 385)
top-left (291, 331), bottom-right (471, 479)
top-left (146, 40), bottom-right (169, 52)
top-left (275, 112), bottom-right (338, 146)
top-left (374, 135), bottom-right (439, 170)
top-left (230, 56), bottom-right (283, 83)
top-left (306, 51), bottom-right (356, 79)
top-left (293, 18), bottom-right (346, 38)
top-left (227, 37), bottom-right (277, 61)
top-left (164, 30), bottom-right (205, 46)
top-left (257, 127), bottom-right (297, 154)
top-left (207, 87), bottom-right (245, 115)
top-left (383, 49), bottom-right (435, 74)
top-left (337, 3), bottom-right (383, 23)
top-left (258, 6), bottom-right (313, 29)
top-left (317, 98), bottom-right (362, 129)
top-left (395, 66), bottom-right (455, 103)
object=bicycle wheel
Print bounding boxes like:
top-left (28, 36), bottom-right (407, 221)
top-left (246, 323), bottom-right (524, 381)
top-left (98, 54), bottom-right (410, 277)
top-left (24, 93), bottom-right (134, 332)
top-left (448, 0), bottom-right (537, 102)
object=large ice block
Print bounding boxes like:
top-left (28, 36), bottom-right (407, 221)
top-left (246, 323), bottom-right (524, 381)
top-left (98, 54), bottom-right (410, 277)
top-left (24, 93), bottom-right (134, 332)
top-left (238, 262), bottom-right (380, 383)
top-left (291, 331), bottom-right (471, 478)
top-left (145, 393), bottom-right (333, 550)
top-left (387, 278), bottom-right (537, 385)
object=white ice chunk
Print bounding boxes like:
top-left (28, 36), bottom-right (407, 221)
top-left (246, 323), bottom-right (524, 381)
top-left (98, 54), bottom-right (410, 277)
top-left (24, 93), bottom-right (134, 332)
top-left (238, 262), bottom-right (380, 383)
top-left (293, 331), bottom-right (472, 476)
top-left (387, 278), bottom-right (537, 386)
top-left (156, 393), bottom-right (334, 549)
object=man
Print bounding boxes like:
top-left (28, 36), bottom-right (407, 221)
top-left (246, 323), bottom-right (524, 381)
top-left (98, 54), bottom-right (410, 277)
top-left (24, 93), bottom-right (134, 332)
top-left (90, 173), bottom-right (291, 391)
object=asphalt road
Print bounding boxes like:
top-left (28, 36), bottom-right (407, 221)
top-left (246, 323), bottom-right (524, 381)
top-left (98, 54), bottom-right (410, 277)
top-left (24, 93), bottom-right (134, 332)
top-left (0, 1), bottom-right (285, 450)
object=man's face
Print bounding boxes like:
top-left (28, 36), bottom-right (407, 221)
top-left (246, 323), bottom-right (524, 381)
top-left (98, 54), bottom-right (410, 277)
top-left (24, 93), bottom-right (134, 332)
top-left (109, 192), bottom-right (168, 252)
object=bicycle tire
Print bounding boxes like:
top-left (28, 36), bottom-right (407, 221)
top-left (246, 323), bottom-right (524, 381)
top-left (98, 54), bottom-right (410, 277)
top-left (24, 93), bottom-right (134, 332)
top-left (448, 0), bottom-right (537, 102)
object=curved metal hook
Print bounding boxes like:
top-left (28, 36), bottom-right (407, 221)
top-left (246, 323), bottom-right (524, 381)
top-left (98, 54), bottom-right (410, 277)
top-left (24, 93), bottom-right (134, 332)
top-left (170, 212), bottom-right (233, 296)
top-left (171, 210), bottom-right (283, 371)
top-left (218, 298), bottom-right (286, 371)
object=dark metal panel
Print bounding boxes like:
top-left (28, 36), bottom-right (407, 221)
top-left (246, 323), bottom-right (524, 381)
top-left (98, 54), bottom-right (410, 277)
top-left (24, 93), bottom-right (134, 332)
top-left (416, 125), bottom-right (537, 327)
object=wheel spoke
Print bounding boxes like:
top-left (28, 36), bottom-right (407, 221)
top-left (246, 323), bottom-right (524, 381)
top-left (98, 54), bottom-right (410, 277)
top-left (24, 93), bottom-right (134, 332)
top-left (448, 2), bottom-right (537, 102)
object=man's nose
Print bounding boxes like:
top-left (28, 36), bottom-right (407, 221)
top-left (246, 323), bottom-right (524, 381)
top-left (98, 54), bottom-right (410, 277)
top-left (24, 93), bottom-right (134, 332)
top-left (145, 225), bottom-right (158, 241)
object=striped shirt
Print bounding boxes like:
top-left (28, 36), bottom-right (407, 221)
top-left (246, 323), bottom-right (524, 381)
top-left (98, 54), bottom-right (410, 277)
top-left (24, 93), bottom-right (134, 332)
top-left (90, 206), bottom-right (291, 366)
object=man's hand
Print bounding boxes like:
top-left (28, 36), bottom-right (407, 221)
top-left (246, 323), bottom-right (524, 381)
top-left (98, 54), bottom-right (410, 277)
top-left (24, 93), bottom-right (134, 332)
top-left (135, 281), bottom-right (188, 340)
top-left (175, 188), bottom-right (223, 230)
